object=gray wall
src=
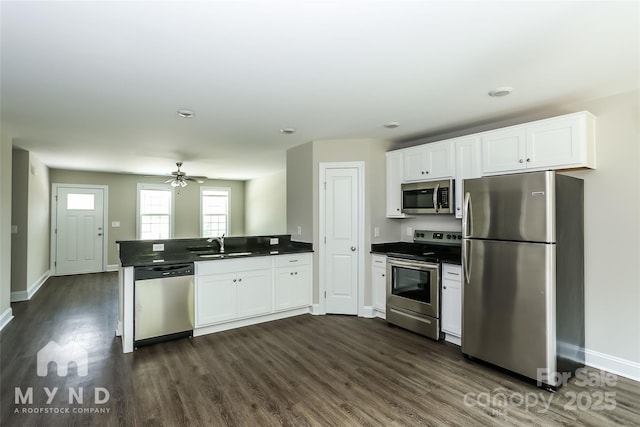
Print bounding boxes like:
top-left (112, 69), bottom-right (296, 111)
top-left (0, 134), bottom-right (12, 320)
top-left (245, 170), bottom-right (286, 235)
top-left (49, 169), bottom-right (246, 266)
top-left (286, 142), bottom-right (314, 242)
top-left (10, 149), bottom-right (28, 292)
top-left (286, 138), bottom-right (395, 306)
top-left (10, 149), bottom-right (50, 294)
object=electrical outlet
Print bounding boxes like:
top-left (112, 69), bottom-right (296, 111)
top-left (374, 227), bottom-right (380, 238)
top-left (270, 238), bottom-right (279, 245)
top-left (152, 243), bottom-right (165, 252)
top-left (112, 221), bottom-right (121, 227)
top-left (297, 226), bottom-right (302, 235)
top-left (406, 227), bottom-right (413, 237)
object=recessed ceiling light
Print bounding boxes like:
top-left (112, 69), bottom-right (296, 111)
top-left (177, 109), bottom-right (195, 118)
top-left (280, 128), bottom-right (296, 134)
top-left (488, 87), bottom-right (513, 97)
top-left (384, 121), bottom-right (400, 129)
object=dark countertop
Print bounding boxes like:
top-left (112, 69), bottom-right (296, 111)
top-left (118, 235), bottom-right (313, 267)
top-left (371, 241), bottom-right (461, 265)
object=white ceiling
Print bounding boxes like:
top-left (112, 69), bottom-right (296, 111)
top-left (2, 1), bottom-right (638, 180)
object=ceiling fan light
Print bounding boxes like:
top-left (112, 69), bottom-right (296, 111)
top-left (180, 180), bottom-right (187, 188)
top-left (170, 180), bottom-right (180, 187)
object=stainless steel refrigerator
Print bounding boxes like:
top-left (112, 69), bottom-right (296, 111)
top-left (461, 171), bottom-right (584, 389)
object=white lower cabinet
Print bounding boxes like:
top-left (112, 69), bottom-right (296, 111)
top-left (195, 254), bottom-right (312, 328)
top-left (371, 254), bottom-right (387, 316)
top-left (196, 272), bottom-right (238, 325)
top-left (441, 263), bottom-right (462, 343)
top-left (236, 269), bottom-right (273, 318)
top-left (274, 254), bottom-right (312, 311)
top-left (196, 257), bottom-right (272, 326)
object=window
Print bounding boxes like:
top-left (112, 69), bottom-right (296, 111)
top-left (66, 193), bottom-right (95, 210)
top-left (201, 187), bottom-right (230, 238)
top-left (137, 184), bottom-right (174, 240)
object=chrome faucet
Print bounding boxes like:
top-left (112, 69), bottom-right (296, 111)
top-left (212, 233), bottom-right (225, 252)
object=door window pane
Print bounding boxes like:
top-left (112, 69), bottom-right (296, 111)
top-left (67, 193), bottom-right (95, 210)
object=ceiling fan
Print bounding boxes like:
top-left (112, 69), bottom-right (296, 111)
top-left (165, 162), bottom-right (206, 187)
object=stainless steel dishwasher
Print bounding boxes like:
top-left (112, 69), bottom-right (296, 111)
top-left (134, 263), bottom-right (195, 346)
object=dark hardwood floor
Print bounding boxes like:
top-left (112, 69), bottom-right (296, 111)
top-left (1, 272), bottom-right (639, 426)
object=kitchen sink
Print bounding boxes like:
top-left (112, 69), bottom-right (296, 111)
top-left (199, 252), bottom-right (252, 259)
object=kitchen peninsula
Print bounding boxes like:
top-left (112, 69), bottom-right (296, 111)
top-left (117, 235), bottom-right (313, 353)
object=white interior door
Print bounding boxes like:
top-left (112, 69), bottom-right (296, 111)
top-left (323, 166), bottom-right (360, 315)
top-left (55, 186), bottom-right (105, 275)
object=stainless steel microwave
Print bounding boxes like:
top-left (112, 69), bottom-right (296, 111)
top-left (401, 179), bottom-right (454, 214)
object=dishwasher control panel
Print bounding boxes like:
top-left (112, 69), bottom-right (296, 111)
top-left (134, 263), bottom-right (194, 280)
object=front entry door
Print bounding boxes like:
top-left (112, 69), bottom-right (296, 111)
top-left (55, 186), bottom-right (105, 275)
top-left (322, 165), bottom-right (361, 315)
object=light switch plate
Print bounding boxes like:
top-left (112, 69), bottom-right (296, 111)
top-left (406, 227), bottom-right (413, 237)
top-left (374, 227), bottom-right (380, 238)
top-left (112, 221), bottom-right (121, 227)
top-left (152, 243), bottom-right (165, 252)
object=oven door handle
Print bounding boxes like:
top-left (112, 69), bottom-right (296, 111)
top-left (433, 183), bottom-right (440, 213)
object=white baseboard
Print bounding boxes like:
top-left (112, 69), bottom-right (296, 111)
top-left (311, 304), bottom-right (324, 315)
top-left (444, 334), bottom-right (461, 346)
top-left (194, 307), bottom-right (311, 337)
top-left (360, 306), bottom-right (376, 318)
top-left (106, 264), bottom-right (119, 272)
top-left (11, 270), bottom-right (50, 302)
top-left (584, 348), bottom-right (640, 382)
top-left (0, 308), bottom-right (14, 331)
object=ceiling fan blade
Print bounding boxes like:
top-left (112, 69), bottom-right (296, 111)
top-left (185, 177), bottom-right (204, 183)
top-left (164, 178), bottom-right (175, 183)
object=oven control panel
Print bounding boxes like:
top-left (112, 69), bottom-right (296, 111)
top-left (413, 230), bottom-right (462, 245)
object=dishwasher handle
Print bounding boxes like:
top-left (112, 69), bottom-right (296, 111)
top-left (135, 263), bottom-right (194, 280)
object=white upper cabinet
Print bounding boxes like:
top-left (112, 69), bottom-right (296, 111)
top-left (482, 111), bottom-right (596, 174)
top-left (403, 140), bottom-right (455, 182)
top-left (386, 151), bottom-right (410, 218)
top-left (454, 136), bottom-right (482, 219)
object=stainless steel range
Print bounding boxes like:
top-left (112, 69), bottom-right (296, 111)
top-left (386, 230), bottom-right (461, 340)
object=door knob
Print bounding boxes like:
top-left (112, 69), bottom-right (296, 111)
top-left (350, 246), bottom-right (356, 251)
top-left (98, 233), bottom-right (103, 236)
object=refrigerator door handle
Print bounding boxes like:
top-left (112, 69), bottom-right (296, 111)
top-left (463, 238), bottom-right (471, 285)
top-left (463, 191), bottom-right (472, 237)
top-left (433, 183), bottom-right (440, 213)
